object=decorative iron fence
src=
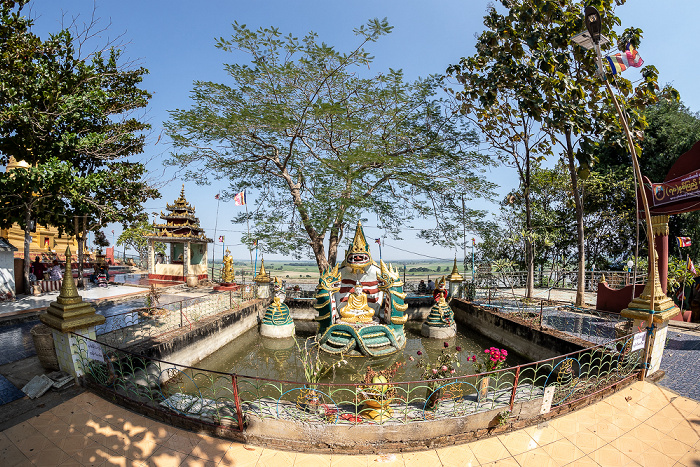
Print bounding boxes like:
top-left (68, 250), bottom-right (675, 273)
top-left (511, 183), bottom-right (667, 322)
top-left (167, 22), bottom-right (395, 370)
top-left (473, 270), bottom-right (647, 292)
top-left (72, 327), bottom-right (644, 431)
top-left (95, 287), bottom-right (258, 348)
top-left (471, 290), bottom-right (636, 345)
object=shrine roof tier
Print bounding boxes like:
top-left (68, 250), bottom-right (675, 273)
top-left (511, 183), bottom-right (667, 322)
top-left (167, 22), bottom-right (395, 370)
top-left (165, 185), bottom-right (197, 214)
top-left (159, 211), bottom-right (199, 222)
top-left (152, 222), bottom-right (204, 233)
top-left (145, 233), bottom-right (212, 243)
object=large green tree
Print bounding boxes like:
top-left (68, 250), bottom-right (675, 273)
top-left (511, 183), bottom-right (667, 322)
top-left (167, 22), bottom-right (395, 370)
top-left (597, 94), bottom-right (700, 261)
top-left (0, 0), bottom-right (158, 291)
top-left (166, 20), bottom-right (495, 271)
top-left (448, 0), bottom-right (661, 305)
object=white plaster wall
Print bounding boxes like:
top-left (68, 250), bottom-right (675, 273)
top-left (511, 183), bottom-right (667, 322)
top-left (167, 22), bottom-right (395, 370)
top-left (0, 251), bottom-right (15, 297)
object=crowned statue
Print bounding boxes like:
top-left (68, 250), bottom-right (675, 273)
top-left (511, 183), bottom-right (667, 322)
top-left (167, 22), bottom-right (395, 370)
top-left (315, 221), bottom-right (408, 357)
top-left (422, 276), bottom-right (456, 338)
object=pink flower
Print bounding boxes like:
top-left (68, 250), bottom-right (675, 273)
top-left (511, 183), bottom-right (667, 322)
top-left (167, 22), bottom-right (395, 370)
top-left (417, 351), bottom-right (422, 356)
top-left (484, 349), bottom-right (489, 353)
top-left (450, 369), bottom-right (455, 374)
top-left (502, 350), bottom-right (508, 356)
top-left (472, 355), bottom-right (477, 362)
top-left (432, 368), bottom-right (438, 374)
top-left (441, 365), bottom-right (448, 372)
top-left (456, 346), bottom-right (462, 352)
top-left (444, 342), bottom-right (449, 348)
top-left (409, 356), bottom-right (415, 362)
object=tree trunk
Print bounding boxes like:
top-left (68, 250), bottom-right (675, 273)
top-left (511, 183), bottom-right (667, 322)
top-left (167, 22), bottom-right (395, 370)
top-left (524, 145), bottom-right (534, 298)
top-left (23, 209), bottom-right (32, 295)
top-left (565, 131), bottom-right (586, 307)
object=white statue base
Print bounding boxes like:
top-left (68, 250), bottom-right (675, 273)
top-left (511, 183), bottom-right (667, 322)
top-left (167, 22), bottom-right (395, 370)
top-left (421, 322), bottom-right (456, 338)
top-left (260, 322), bottom-right (295, 338)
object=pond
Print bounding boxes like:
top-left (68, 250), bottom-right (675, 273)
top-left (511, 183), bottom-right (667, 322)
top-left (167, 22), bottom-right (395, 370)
top-left (190, 321), bottom-right (526, 384)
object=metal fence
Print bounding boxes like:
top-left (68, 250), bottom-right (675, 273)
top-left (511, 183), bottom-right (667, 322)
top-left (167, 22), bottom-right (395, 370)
top-left (72, 326), bottom-right (643, 431)
top-left (95, 287), bottom-right (259, 348)
top-left (473, 270), bottom-right (647, 292)
top-left (471, 289), bottom-right (636, 345)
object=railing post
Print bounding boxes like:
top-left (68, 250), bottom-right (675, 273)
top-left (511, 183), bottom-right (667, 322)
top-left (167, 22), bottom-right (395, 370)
top-left (539, 301), bottom-right (544, 329)
top-left (231, 374), bottom-right (244, 430)
top-left (509, 366), bottom-right (521, 411)
top-left (180, 302), bottom-right (183, 328)
top-left (230, 290), bottom-right (233, 310)
top-left (488, 288), bottom-right (491, 305)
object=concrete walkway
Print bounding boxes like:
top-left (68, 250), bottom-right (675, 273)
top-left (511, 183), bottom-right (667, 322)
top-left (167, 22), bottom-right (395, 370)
top-left (1, 381), bottom-right (700, 466)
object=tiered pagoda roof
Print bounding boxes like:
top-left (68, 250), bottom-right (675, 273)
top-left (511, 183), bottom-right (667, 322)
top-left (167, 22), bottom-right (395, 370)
top-left (146, 185), bottom-right (212, 243)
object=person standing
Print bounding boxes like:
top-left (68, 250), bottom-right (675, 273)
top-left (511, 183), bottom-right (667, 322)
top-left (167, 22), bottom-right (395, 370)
top-left (48, 260), bottom-right (63, 281)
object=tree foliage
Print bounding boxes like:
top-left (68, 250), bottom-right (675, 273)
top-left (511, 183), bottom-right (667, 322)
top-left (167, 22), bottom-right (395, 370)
top-left (0, 0), bottom-right (158, 291)
top-left (166, 19), bottom-right (495, 271)
top-left (117, 218), bottom-right (165, 267)
top-left (447, 0), bottom-right (662, 305)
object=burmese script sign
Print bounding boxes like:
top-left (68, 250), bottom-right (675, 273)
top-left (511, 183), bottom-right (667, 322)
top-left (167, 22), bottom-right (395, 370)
top-left (652, 169), bottom-right (700, 207)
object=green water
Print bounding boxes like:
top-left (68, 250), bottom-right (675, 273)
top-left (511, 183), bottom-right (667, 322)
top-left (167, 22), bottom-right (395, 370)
top-left (192, 322), bottom-right (527, 385)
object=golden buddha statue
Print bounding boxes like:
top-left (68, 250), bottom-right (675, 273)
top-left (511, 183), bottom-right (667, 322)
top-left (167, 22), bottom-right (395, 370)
top-left (221, 248), bottom-right (235, 283)
top-left (339, 283), bottom-right (375, 323)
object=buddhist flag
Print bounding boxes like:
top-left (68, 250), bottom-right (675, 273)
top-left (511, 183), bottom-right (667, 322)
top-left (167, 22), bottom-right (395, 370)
top-left (215, 193), bottom-right (220, 200)
top-left (233, 190), bottom-right (246, 206)
top-left (688, 257), bottom-right (697, 276)
top-left (218, 235), bottom-right (224, 243)
top-left (677, 286), bottom-right (685, 302)
top-left (375, 238), bottom-right (381, 245)
top-left (678, 237), bottom-right (692, 248)
top-left (605, 43), bottom-right (644, 75)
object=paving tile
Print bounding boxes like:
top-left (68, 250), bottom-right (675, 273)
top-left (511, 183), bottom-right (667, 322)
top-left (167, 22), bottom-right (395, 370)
top-left (140, 444), bottom-right (188, 467)
top-left (667, 419), bottom-right (700, 447)
top-left (0, 320), bottom-right (38, 366)
top-left (0, 441), bottom-right (30, 467)
top-left (435, 444), bottom-right (479, 467)
top-left (512, 446), bottom-right (557, 467)
top-left (481, 458), bottom-right (520, 466)
top-left (401, 450), bottom-right (443, 467)
top-left (469, 437), bottom-right (511, 464)
top-left (623, 445), bottom-right (676, 467)
top-left (587, 444), bottom-right (638, 466)
top-left (497, 430), bottom-right (538, 456)
top-left (330, 454), bottom-right (368, 467)
top-left (188, 436), bottom-right (230, 464)
top-left (256, 448), bottom-right (297, 467)
top-left (523, 423), bottom-right (564, 446)
top-left (677, 448), bottom-right (700, 467)
top-left (651, 435), bottom-right (693, 461)
top-left (179, 455), bottom-right (217, 467)
top-left (220, 443), bottom-right (263, 466)
top-left (586, 420), bottom-right (626, 442)
top-left (562, 430), bottom-right (606, 455)
top-left (293, 452), bottom-right (332, 466)
top-left (539, 438), bottom-right (586, 465)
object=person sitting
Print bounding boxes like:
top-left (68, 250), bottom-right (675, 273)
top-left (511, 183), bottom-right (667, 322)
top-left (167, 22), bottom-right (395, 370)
top-left (339, 283), bottom-right (375, 323)
top-left (48, 260), bottom-right (63, 281)
top-left (30, 257), bottom-right (46, 281)
top-left (417, 280), bottom-right (427, 294)
top-left (427, 279), bottom-right (435, 293)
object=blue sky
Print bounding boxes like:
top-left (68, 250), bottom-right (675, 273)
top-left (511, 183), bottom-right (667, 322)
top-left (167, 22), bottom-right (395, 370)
top-left (27, 0), bottom-right (700, 263)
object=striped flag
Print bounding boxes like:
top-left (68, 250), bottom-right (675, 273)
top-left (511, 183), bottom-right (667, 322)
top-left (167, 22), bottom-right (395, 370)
top-left (689, 257), bottom-right (697, 276)
top-left (233, 190), bottom-right (246, 206)
top-left (605, 43), bottom-right (644, 75)
top-left (215, 193), bottom-right (220, 200)
top-left (676, 286), bottom-right (685, 302)
top-left (375, 238), bottom-right (381, 245)
top-left (678, 237), bottom-right (692, 248)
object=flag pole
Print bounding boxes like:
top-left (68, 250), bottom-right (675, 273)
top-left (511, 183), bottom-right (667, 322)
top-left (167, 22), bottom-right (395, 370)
top-left (211, 195), bottom-right (221, 280)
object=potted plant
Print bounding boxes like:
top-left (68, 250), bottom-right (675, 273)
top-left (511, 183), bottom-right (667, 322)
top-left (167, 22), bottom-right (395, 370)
top-left (295, 337), bottom-right (346, 413)
top-left (413, 342), bottom-right (462, 410)
top-left (472, 347), bottom-right (508, 401)
top-left (357, 361), bottom-right (404, 421)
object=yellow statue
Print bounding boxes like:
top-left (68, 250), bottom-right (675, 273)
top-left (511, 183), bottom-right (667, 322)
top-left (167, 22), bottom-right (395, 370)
top-left (221, 248), bottom-right (235, 283)
top-left (340, 283), bottom-right (375, 323)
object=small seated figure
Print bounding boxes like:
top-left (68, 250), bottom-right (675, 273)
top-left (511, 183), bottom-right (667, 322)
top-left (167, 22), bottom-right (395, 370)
top-left (417, 280), bottom-right (427, 294)
top-left (339, 283), bottom-right (375, 324)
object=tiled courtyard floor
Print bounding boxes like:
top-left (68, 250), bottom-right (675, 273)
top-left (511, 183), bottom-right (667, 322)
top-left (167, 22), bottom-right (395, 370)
top-left (2, 381), bottom-right (700, 466)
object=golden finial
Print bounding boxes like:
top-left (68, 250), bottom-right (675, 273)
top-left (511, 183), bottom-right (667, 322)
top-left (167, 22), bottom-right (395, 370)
top-left (57, 246), bottom-right (80, 302)
top-left (447, 256), bottom-right (464, 282)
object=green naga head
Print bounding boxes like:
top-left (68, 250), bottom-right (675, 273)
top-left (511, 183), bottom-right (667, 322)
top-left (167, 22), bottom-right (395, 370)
top-left (378, 260), bottom-right (402, 291)
top-left (316, 264), bottom-right (341, 293)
